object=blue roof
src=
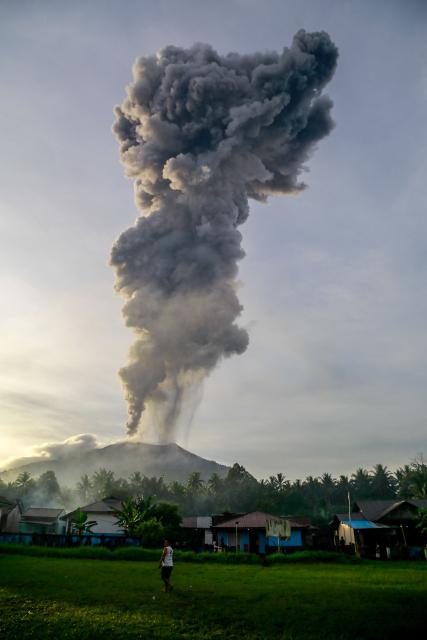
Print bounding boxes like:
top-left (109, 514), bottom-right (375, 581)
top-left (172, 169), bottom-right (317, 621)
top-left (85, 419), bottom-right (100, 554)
top-left (341, 520), bottom-right (389, 530)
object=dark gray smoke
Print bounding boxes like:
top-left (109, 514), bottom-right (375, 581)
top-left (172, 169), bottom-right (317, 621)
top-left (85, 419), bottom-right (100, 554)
top-left (111, 30), bottom-right (338, 440)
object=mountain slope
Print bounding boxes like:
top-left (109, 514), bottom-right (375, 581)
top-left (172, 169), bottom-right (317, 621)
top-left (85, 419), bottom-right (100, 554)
top-left (0, 442), bottom-right (229, 486)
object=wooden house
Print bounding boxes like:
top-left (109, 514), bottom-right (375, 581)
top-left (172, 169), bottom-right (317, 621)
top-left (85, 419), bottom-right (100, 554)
top-left (353, 499), bottom-right (427, 547)
top-left (332, 499), bottom-right (427, 557)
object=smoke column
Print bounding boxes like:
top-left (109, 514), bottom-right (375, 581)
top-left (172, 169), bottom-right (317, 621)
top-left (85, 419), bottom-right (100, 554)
top-left (111, 30), bottom-right (338, 441)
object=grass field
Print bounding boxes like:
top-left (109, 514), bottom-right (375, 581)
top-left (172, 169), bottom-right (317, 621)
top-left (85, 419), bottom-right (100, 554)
top-left (0, 553), bottom-right (426, 639)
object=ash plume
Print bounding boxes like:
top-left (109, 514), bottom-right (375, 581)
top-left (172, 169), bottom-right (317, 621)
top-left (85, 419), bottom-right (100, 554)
top-left (111, 30), bottom-right (338, 440)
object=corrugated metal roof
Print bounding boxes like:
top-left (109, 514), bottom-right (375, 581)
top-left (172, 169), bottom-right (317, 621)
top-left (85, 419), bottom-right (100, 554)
top-left (214, 511), bottom-right (286, 529)
top-left (280, 515), bottom-right (312, 527)
top-left (354, 500), bottom-right (397, 520)
top-left (65, 498), bottom-right (122, 518)
top-left (355, 499), bottom-right (427, 522)
top-left (22, 508), bottom-right (64, 520)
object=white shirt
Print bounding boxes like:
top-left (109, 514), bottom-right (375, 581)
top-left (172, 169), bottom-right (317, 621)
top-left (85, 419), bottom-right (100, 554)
top-left (162, 546), bottom-right (173, 567)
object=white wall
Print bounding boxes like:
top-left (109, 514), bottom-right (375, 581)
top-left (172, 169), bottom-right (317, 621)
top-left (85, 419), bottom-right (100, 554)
top-left (86, 513), bottom-right (123, 535)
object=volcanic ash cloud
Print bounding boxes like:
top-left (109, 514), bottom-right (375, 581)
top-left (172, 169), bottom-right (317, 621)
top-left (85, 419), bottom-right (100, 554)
top-left (111, 30), bottom-right (338, 441)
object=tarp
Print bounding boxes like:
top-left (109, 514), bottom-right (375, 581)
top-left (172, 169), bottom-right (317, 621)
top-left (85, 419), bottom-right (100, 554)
top-left (341, 520), bottom-right (390, 530)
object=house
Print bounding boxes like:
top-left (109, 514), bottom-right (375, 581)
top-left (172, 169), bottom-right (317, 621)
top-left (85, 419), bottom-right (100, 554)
top-left (353, 499), bottom-right (427, 547)
top-left (331, 499), bottom-right (427, 557)
top-left (331, 512), bottom-right (396, 557)
top-left (181, 516), bottom-right (213, 548)
top-left (280, 515), bottom-right (317, 548)
top-left (0, 496), bottom-right (22, 533)
top-left (19, 508), bottom-right (66, 535)
top-left (63, 497), bottom-right (123, 535)
top-left (213, 510), bottom-right (307, 553)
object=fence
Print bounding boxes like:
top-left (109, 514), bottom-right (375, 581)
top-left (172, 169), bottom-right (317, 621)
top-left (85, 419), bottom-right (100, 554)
top-left (0, 532), bottom-right (141, 549)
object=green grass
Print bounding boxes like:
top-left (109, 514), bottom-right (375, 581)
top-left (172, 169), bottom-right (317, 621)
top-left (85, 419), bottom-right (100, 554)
top-left (0, 554), bottom-right (426, 639)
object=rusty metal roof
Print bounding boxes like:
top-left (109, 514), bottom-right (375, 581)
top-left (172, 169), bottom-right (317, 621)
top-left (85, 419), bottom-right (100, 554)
top-left (64, 497), bottom-right (123, 519)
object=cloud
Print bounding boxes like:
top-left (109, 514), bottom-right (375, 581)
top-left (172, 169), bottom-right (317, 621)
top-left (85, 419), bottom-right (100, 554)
top-left (0, 433), bottom-right (101, 471)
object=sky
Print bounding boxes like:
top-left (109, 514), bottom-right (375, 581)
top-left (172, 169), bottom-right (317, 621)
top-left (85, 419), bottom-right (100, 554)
top-left (0, 0), bottom-right (426, 479)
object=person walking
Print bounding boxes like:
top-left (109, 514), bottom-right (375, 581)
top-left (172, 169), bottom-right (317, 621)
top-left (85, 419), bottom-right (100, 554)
top-left (159, 539), bottom-right (173, 592)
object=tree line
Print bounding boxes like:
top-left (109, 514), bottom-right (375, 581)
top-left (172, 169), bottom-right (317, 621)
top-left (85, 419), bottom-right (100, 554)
top-left (1, 455), bottom-right (426, 523)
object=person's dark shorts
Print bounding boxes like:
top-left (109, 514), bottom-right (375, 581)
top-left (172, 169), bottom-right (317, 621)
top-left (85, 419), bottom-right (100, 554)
top-left (161, 566), bottom-right (173, 579)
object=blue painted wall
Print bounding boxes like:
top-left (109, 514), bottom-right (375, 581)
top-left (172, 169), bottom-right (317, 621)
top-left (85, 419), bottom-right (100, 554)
top-left (267, 529), bottom-right (303, 548)
top-left (214, 528), bottom-right (303, 552)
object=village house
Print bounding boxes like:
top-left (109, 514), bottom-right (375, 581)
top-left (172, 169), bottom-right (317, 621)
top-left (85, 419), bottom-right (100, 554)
top-left (19, 508), bottom-right (66, 535)
top-left (63, 497), bottom-right (123, 535)
top-left (181, 516), bottom-right (214, 548)
top-left (353, 499), bottom-right (427, 546)
top-left (331, 512), bottom-right (395, 558)
top-left (212, 511), bottom-right (310, 553)
top-left (331, 498), bottom-right (427, 558)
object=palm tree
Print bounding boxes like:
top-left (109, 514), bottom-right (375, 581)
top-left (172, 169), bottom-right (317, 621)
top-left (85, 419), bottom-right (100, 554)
top-left (396, 458), bottom-right (427, 499)
top-left (395, 464), bottom-right (412, 498)
top-left (141, 476), bottom-right (167, 499)
top-left (91, 468), bottom-right (115, 499)
top-left (14, 472), bottom-right (35, 496)
top-left (335, 475), bottom-right (352, 505)
top-left (207, 473), bottom-right (223, 496)
top-left (37, 471), bottom-right (60, 500)
top-left (320, 473), bottom-right (336, 512)
top-left (268, 473), bottom-right (288, 493)
top-left (186, 472), bottom-right (205, 495)
top-left (408, 469), bottom-right (427, 499)
top-left (168, 480), bottom-right (186, 501)
top-left (351, 468), bottom-right (372, 499)
top-left (129, 472), bottom-right (144, 496)
top-left (370, 464), bottom-right (396, 499)
top-left (76, 474), bottom-right (93, 503)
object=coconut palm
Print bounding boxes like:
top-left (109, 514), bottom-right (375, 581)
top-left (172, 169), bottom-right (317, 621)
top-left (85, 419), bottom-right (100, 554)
top-left (186, 472), bottom-right (205, 495)
top-left (91, 468), bottom-right (115, 499)
top-left (76, 474), bottom-right (93, 502)
top-left (320, 472), bottom-right (336, 511)
top-left (370, 464), bottom-right (396, 499)
top-left (351, 468), bottom-right (372, 499)
top-left (268, 473), bottom-right (288, 493)
top-left (207, 473), bottom-right (223, 496)
top-left (129, 471), bottom-right (144, 496)
top-left (14, 472), bottom-right (35, 496)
